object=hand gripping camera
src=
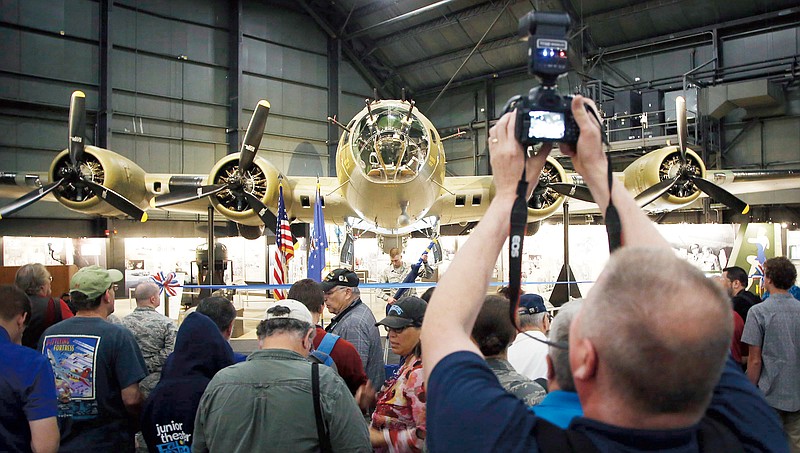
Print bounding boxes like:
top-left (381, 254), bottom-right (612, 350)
top-left (503, 11), bottom-right (579, 147)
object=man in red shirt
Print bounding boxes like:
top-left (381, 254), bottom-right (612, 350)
top-left (289, 279), bottom-right (375, 409)
top-left (14, 263), bottom-right (73, 349)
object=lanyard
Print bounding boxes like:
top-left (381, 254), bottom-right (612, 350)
top-left (325, 298), bottom-right (362, 333)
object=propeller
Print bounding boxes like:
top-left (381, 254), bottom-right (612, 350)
top-left (0, 91), bottom-right (147, 221)
top-left (635, 96), bottom-right (750, 214)
top-left (153, 100), bottom-right (277, 225)
top-left (548, 183), bottom-right (594, 203)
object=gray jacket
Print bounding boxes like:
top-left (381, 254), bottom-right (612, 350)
top-left (192, 348), bottom-right (370, 453)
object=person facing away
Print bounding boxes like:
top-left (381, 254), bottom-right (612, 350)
top-left (15, 263), bottom-right (74, 349)
top-left (530, 299), bottom-right (584, 428)
top-left (742, 256), bottom-right (800, 452)
top-left (507, 293), bottom-right (551, 382)
top-left (40, 265), bottom-right (147, 453)
top-left (420, 97), bottom-right (788, 452)
top-left (371, 296), bottom-right (429, 452)
top-left (322, 268), bottom-right (386, 390)
top-left (379, 247), bottom-right (433, 304)
top-left (471, 294), bottom-right (546, 407)
top-left (288, 278), bottom-right (373, 400)
top-left (121, 281), bottom-right (177, 399)
top-left (192, 299), bottom-right (370, 452)
top-left (140, 312), bottom-right (234, 453)
top-left (0, 285), bottom-right (60, 453)
top-left (722, 266), bottom-right (762, 322)
top-left (195, 295), bottom-right (247, 363)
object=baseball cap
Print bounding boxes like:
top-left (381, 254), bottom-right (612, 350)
top-left (518, 293), bottom-right (547, 315)
top-left (70, 265), bottom-right (123, 299)
top-left (376, 296), bottom-right (427, 329)
top-left (264, 299), bottom-right (313, 325)
top-left (320, 268), bottom-right (359, 292)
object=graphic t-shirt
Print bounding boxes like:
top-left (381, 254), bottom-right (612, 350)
top-left (40, 317), bottom-right (147, 453)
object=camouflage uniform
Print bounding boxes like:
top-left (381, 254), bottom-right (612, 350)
top-left (380, 261), bottom-right (433, 301)
top-left (486, 357), bottom-right (546, 407)
top-left (121, 307), bottom-right (177, 398)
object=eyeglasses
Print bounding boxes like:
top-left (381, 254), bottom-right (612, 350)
top-left (110, 284), bottom-right (119, 292)
top-left (384, 326), bottom-right (408, 334)
top-left (324, 287), bottom-right (346, 296)
top-left (47, 276), bottom-right (53, 282)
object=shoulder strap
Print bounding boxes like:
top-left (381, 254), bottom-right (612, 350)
top-left (317, 333), bottom-right (340, 356)
top-left (310, 350), bottom-right (335, 367)
top-left (534, 418), bottom-right (600, 453)
top-left (697, 413), bottom-right (744, 453)
top-left (312, 362), bottom-right (332, 453)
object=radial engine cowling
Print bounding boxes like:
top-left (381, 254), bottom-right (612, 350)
top-left (49, 146), bottom-right (149, 217)
top-left (207, 154), bottom-right (283, 226)
top-left (623, 146), bottom-right (706, 211)
top-left (526, 156), bottom-right (568, 222)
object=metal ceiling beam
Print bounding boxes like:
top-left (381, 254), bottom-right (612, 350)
top-left (364, 1), bottom-right (507, 54)
top-left (345, 0), bottom-right (462, 40)
top-left (401, 33), bottom-right (521, 73)
top-left (297, 0), bottom-right (396, 98)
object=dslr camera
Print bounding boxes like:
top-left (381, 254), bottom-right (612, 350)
top-left (503, 11), bottom-right (579, 147)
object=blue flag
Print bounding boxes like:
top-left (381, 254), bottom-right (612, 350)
top-left (307, 182), bottom-right (328, 281)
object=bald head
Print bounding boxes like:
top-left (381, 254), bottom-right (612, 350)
top-left (135, 282), bottom-right (160, 308)
top-left (572, 247), bottom-right (731, 418)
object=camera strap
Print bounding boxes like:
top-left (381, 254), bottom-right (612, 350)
top-left (508, 168), bottom-right (530, 329)
top-left (604, 157), bottom-right (622, 252)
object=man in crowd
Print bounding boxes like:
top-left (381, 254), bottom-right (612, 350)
top-left (507, 293), bottom-right (550, 382)
top-left (288, 279), bottom-right (373, 400)
top-left (379, 247), bottom-right (432, 304)
top-left (532, 299), bottom-right (584, 428)
top-left (15, 263), bottom-right (73, 349)
top-left (40, 265), bottom-right (147, 452)
top-left (0, 285), bottom-right (59, 453)
top-left (193, 299), bottom-right (370, 452)
top-left (121, 281), bottom-right (177, 398)
top-left (742, 256), bottom-right (800, 452)
top-left (420, 97), bottom-right (787, 451)
top-left (322, 268), bottom-right (385, 390)
top-left (471, 294), bottom-right (546, 407)
top-left (722, 266), bottom-right (762, 322)
top-left (196, 295), bottom-right (247, 362)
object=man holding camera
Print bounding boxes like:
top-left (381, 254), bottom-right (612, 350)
top-left (420, 92), bottom-right (788, 451)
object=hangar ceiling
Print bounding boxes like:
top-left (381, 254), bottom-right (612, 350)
top-left (300, 0), bottom-right (800, 97)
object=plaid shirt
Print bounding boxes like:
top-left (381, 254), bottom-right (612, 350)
top-left (327, 298), bottom-right (386, 388)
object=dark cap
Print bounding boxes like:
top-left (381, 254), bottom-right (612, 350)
top-left (376, 297), bottom-right (427, 329)
top-left (320, 268), bottom-right (359, 292)
top-left (518, 293), bottom-right (547, 315)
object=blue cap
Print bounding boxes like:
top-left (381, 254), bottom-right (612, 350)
top-left (518, 293), bottom-right (546, 315)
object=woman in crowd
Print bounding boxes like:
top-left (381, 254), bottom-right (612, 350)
top-left (371, 296), bottom-right (428, 452)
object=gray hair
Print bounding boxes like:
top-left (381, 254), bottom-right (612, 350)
top-left (14, 263), bottom-right (50, 296)
top-left (578, 247), bottom-right (731, 415)
top-left (548, 299), bottom-right (583, 392)
top-left (256, 318), bottom-right (313, 340)
top-left (134, 281), bottom-right (159, 304)
top-left (519, 312), bottom-right (547, 330)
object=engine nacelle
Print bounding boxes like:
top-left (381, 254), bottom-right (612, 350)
top-left (207, 154), bottom-right (283, 226)
top-left (526, 156), bottom-right (568, 221)
top-left (623, 146), bottom-right (706, 211)
top-left (49, 146), bottom-right (149, 217)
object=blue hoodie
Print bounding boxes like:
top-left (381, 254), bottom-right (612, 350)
top-left (141, 312), bottom-right (235, 453)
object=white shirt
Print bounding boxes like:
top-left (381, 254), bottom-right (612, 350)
top-left (507, 330), bottom-right (549, 381)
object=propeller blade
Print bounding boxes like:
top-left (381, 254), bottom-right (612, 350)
top-left (0, 179), bottom-right (64, 219)
top-left (82, 178), bottom-right (148, 222)
top-left (676, 96), bottom-right (687, 164)
top-left (549, 183), bottom-right (595, 203)
top-left (689, 175), bottom-right (750, 214)
top-left (152, 184), bottom-right (228, 208)
top-left (69, 91), bottom-right (87, 166)
top-left (635, 177), bottom-right (680, 208)
top-left (238, 100), bottom-right (271, 177)
top-left (242, 191), bottom-right (278, 227)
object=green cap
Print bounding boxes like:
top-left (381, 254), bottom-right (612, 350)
top-left (70, 265), bottom-right (123, 299)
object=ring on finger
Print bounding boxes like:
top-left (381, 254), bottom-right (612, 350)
top-left (490, 137), bottom-right (499, 144)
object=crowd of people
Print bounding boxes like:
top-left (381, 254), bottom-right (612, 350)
top-left (2, 95), bottom-right (798, 453)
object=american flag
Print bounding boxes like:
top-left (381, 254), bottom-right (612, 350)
top-left (151, 271), bottom-right (179, 297)
top-left (272, 182), bottom-right (294, 299)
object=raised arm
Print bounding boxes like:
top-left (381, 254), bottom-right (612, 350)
top-left (422, 112), bottom-right (551, 379)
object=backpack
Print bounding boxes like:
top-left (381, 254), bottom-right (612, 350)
top-left (533, 413), bottom-right (744, 453)
top-left (309, 333), bottom-right (340, 372)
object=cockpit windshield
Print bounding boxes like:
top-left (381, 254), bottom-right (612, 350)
top-left (349, 104), bottom-right (430, 183)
